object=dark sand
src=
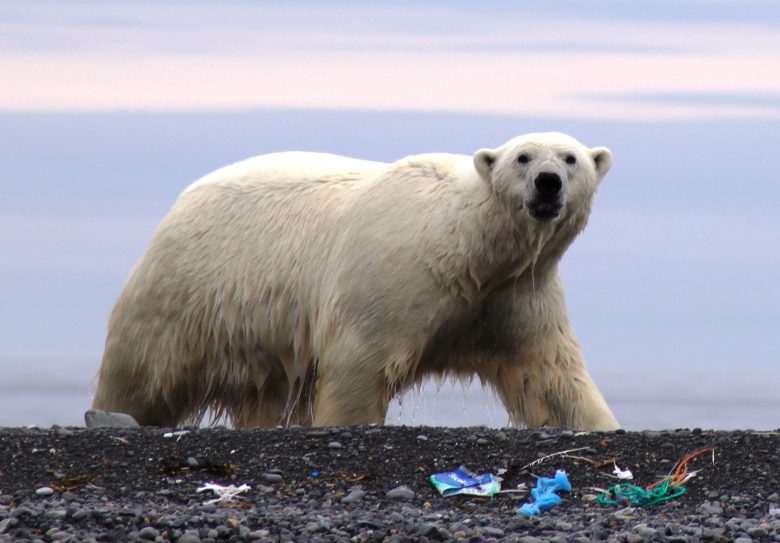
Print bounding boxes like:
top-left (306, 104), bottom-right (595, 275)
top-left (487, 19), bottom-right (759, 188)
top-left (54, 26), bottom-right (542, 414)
top-left (1, 425), bottom-right (779, 542)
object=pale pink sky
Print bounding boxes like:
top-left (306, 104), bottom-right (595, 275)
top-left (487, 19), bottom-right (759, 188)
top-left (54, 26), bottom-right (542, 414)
top-left (2, 2), bottom-right (780, 120)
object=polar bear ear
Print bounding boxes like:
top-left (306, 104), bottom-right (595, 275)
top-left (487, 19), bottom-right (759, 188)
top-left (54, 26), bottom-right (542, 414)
top-left (590, 147), bottom-right (612, 179)
top-left (474, 149), bottom-right (497, 182)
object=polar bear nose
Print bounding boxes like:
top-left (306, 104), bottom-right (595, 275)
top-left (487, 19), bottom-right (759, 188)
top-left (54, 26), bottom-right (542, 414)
top-left (534, 172), bottom-right (562, 199)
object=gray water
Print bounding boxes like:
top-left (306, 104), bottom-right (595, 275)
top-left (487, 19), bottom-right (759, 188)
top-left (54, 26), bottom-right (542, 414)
top-left (1, 357), bottom-right (777, 430)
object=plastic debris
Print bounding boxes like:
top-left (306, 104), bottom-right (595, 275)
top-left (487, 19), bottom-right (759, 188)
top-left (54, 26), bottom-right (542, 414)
top-left (598, 480), bottom-right (685, 507)
top-left (599, 447), bottom-right (714, 508)
top-left (163, 430), bottom-right (190, 438)
top-left (517, 470), bottom-right (571, 516)
top-left (196, 482), bottom-right (251, 504)
top-left (612, 464), bottom-right (633, 480)
top-left (430, 466), bottom-right (501, 497)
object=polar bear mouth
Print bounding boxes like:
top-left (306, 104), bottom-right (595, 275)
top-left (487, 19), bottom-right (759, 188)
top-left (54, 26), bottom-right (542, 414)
top-left (528, 201), bottom-right (562, 221)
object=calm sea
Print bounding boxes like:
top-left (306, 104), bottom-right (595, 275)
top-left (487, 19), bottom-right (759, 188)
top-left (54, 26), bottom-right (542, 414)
top-left (1, 357), bottom-right (777, 430)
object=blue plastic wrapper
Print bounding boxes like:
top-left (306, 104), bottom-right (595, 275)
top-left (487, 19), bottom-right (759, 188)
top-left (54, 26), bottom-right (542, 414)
top-left (429, 466), bottom-right (501, 497)
top-left (517, 470), bottom-right (571, 516)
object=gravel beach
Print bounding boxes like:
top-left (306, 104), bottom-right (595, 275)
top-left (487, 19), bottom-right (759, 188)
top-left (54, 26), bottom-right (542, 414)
top-left (1, 425), bottom-right (779, 542)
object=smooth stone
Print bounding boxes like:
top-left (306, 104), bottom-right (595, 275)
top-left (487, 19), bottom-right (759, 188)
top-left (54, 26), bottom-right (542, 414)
top-left (386, 485), bottom-right (415, 500)
top-left (35, 486), bottom-right (55, 496)
top-left (636, 525), bottom-right (657, 538)
top-left (71, 510), bottom-right (88, 521)
top-left (260, 472), bottom-right (283, 483)
top-left (388, 512), bottom-right (405, 523)
top-left (418, 523), bottom-right (446, 538)
top-left (84, 409), bottom-right (140, 428)
top-left (482, 527), bottom-right (504, 537)
top-left (11, 507), bottom-right (36, 518)
top-left (328, 441), bottom-right (343, 449)
top-left (698, 501), bottom-right (724, 515)
top-left (139, 526), bottom-right (160, 540)
top-left (341, 489), bottom-right (366, 504)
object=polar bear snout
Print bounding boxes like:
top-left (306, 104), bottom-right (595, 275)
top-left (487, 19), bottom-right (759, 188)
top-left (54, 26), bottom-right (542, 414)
top-left (529, 171), bottom-right (564, 221)
top-left (534, 172), bottom-right (562, 198)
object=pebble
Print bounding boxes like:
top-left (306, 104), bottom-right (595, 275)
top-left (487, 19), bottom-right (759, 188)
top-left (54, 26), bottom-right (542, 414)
top-left (35, 486), bottom-right (55, 496)
top-left (83, 409), bottom-right (139, 428)
top-left (418, 522), bottom-right (447, 539)
top-left (386, 486), bottom-right (415, 500)
top-left (260, 472), bottom-right (283, 483)
top-left (635, 524), bottom-right (656, 538)
top-left (698, 501), bottom-right (724, 515)
top-left (71, 509), bottom-right (89, 521)
top-left (341, 489), bottom-right (366, 504)
top-left (327, 441), bottom-right (343, 449)
top-left (138, 526), bottom-right (160, 540)
top-left (416, 434), bottom-right (428, 441)
top-left (175, 533), bottom-right (202, 543)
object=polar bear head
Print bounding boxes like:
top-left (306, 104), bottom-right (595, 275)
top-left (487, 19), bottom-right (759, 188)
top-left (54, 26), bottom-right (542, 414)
top-left (473, 132), bottom-right (612, 224)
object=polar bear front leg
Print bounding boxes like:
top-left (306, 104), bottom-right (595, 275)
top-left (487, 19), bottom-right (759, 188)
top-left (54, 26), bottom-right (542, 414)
top-left (489, 275), bottom-right (620, 431)
top-left (492, 339), bottom-right (620, 431)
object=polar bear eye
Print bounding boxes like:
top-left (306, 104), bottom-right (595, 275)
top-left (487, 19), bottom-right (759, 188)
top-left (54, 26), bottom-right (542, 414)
top-left (517, 154), bottom-right (530, 165)
top-left (565, 154), bottom-right (576, 165)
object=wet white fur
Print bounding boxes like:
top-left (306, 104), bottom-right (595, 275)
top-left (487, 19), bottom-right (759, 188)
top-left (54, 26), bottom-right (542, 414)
top-left (92, 132), bottom-right (619, 430)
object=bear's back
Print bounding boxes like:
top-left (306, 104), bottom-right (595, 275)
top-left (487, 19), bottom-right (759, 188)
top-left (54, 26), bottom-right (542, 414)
top-left (185, 152), bottom-right (389, 193)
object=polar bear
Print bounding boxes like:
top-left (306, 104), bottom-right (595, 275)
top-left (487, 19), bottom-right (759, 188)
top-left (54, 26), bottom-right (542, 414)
top-left (92, 132), bottom-right (620, 431)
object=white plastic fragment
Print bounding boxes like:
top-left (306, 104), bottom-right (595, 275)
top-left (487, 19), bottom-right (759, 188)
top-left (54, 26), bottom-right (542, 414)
top-left (612, 464), bottom-right (633, 480)
top-left (163, 430), bottom-right (190, 438)
top-left (196, 482), bottom-right (251, 504)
